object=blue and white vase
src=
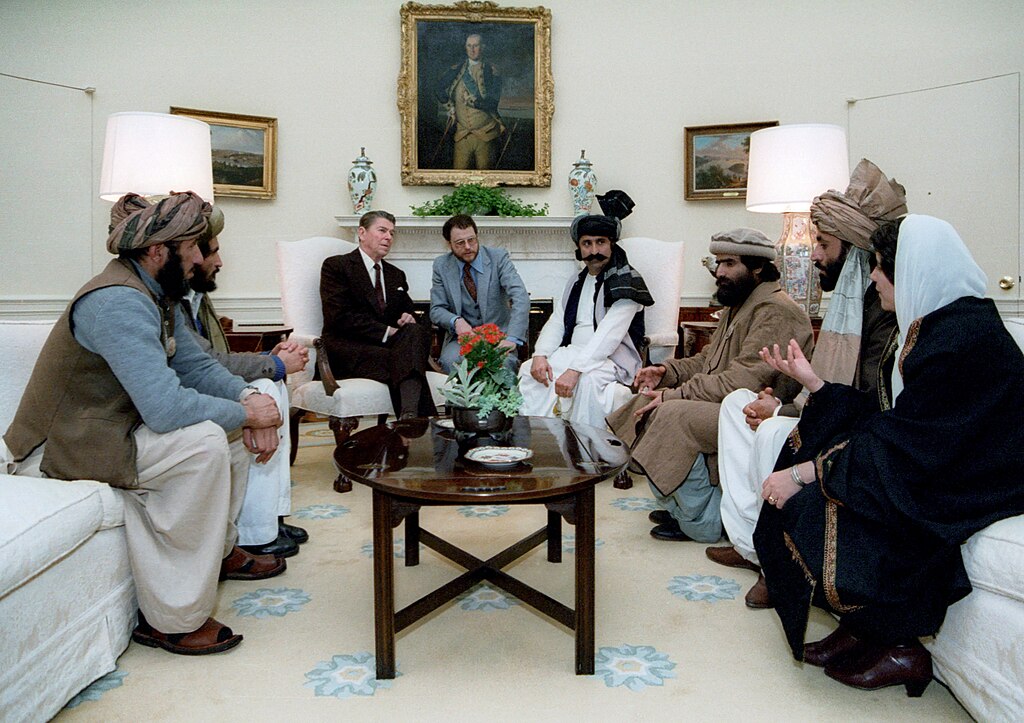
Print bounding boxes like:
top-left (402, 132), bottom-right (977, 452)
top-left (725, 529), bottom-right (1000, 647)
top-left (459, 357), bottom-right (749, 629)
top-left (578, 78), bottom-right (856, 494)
top-left (347, 147), bottom-right (377, 214)
top-left (568, 150), bottom-right (597, 215)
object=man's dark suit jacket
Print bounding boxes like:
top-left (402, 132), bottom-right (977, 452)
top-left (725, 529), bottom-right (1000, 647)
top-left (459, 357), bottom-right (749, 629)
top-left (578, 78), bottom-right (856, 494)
top-left (319, 249), bottom-right (418, 382)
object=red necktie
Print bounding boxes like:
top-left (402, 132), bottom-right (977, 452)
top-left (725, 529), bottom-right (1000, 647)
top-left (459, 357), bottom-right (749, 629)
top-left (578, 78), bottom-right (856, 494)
top-left (462, 262), bottom-right (477, 301)
top-left (374, 263), bottom-right (385, 313)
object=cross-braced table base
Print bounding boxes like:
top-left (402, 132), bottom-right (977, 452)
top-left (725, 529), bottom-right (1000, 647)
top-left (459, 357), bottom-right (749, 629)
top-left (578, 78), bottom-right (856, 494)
top-left (371, 486), bottom-right (596, 679)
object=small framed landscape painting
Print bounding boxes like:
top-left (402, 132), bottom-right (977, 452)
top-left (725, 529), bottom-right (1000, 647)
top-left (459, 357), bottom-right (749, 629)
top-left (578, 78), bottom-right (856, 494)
top-left (684, 121), bottom-right (778, 201)
top-left (170, 107), bottom-right (277, 199)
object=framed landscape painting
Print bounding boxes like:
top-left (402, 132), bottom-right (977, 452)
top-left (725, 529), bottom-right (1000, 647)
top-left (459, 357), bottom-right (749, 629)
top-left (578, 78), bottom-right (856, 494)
top-left (398, 1), bottom-right (554, 187)
top-left (170, 107), bottom-right (277, 199)
top-left (684, 121), bottom-right (778, 201)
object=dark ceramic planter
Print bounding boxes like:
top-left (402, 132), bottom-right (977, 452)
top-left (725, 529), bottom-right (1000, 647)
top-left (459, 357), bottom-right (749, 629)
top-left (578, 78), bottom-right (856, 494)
top-left (450, 406), bottom-right (514, 435)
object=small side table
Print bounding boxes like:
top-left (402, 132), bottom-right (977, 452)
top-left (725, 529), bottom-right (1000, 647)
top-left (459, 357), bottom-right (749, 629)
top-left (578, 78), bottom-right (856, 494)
top-left (224, 325), bottom-right (293, 353)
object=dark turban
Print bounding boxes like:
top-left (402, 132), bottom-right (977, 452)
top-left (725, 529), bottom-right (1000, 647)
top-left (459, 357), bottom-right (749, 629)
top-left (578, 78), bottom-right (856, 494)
top-left (569, 189), bottom-right (636, 244)
top-left (106, 191), bottom-right (212, 254)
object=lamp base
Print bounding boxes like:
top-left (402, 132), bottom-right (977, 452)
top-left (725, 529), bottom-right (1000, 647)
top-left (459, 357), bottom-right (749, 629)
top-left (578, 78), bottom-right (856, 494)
top-left (776, 211), bottom-right (821, 317)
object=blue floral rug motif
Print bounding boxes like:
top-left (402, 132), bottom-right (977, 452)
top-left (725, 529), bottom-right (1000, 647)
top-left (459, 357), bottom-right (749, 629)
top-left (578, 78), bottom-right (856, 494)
top-left (64, 669), bottom-right (127, 709)
top-left (561, 533), bottom-right (605, 554)
top-left (610, 496), bottom-right (658, 512)
top-left (667, 574), bottom-right (740, 602)
top-left (232, 587), bottom-right (311, 618)
top-left (304, 652), bottom-right (397, 698)
top-left (456, 583), bottom-right (519, 610)
top-left (361, 538), bottom-right (416, 559)
top-left (456, 504), bottom-right (510, 518)
top-left (593, 644), bottom-right (676, 691)
top-left (293, 504), bottom-right (349, 520)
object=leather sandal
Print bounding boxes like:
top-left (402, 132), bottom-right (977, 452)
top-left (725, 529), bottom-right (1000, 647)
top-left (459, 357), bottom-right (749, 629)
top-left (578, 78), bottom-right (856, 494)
top-left (220, 545), bottom-right (286, 581)
top-left (132, 615), bottom-right (242, 656)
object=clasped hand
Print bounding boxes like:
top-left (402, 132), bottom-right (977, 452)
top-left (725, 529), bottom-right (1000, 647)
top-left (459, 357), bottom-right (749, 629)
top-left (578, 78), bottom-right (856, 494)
top-left (241, 393), bottom-right (282, 464)
top-left (743, 386), bottom-right (780, 430)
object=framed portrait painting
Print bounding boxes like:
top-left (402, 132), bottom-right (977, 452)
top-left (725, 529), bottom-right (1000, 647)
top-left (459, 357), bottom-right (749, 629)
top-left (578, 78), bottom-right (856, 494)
top-left (684, 121), bottom-right (778, 201)
top-left (398, 1), bottom-right (553, 187)
top-left (169, 107), bottom-right (277, 199)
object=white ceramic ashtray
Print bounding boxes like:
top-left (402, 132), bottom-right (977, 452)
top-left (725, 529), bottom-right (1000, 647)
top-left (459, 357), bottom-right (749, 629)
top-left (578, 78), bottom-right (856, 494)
top-left (463, 446), bottom-right (533, 469)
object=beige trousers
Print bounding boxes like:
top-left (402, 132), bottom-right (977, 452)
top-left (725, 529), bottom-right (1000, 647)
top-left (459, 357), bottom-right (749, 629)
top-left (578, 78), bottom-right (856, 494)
top-left (123, 421), bottom-right (249, 633)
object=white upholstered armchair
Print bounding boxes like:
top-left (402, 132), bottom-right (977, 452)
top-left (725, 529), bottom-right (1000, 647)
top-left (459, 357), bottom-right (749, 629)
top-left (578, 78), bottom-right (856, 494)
top-left (276, 237), bottom-right (444, 492)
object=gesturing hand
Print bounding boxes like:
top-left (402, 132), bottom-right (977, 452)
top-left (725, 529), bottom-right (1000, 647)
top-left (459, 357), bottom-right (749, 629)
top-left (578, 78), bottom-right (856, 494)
top-left (530, 356), bottom-right (554, 386)
top-left (633, 388), bottom-right (664, 417)
top-left (632, 365), bottom-right (666, 392)
top-left (759, 339), bottom-right (823, 393)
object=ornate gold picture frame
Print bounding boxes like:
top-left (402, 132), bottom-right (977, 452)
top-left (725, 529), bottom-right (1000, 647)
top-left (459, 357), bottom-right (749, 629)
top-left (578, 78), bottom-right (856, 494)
top-left (398, 1), bottom-right (553, 187)
top-left (169, 107), bottom-right (277, 199)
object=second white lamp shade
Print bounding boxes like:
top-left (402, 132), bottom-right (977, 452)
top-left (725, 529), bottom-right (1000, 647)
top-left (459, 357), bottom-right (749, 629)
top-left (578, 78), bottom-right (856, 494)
top-left (745, 124), bottom-right (849, 213)
top-left (99, 112), bottom-right (214, 202)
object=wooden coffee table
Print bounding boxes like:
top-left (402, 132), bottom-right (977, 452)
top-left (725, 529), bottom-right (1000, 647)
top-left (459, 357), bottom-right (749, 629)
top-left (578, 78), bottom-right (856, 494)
top-left (333, 415), bottom-right (629, 678)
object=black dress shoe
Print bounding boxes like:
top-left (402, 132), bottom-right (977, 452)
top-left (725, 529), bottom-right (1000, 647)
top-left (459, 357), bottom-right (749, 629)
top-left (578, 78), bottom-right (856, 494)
top-left (278, 517), bottom-right (309, 545)
top-left (650, 519), bottom-right (693, 541)
top-left (648, 509), bottom-right (674, 525)
top-left (803, 625), bottom-right (864, 668)
top-left (240, 534), bottom-right (299, 559)
top-left (824, 642), bottom-right (932, 697)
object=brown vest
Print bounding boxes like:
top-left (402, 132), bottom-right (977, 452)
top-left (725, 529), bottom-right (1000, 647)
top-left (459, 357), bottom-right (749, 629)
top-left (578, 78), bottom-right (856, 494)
top-left (3, 259), bottom-right (172, 488)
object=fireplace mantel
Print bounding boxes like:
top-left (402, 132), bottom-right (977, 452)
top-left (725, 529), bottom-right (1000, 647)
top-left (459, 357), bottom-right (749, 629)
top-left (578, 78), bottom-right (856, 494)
top-left (335, 214), bottom-right (577, 261)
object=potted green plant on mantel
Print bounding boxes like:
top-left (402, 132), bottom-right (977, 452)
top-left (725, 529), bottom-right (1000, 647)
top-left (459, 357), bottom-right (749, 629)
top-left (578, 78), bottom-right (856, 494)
top-left (410, 183), bottom-right (548, 217)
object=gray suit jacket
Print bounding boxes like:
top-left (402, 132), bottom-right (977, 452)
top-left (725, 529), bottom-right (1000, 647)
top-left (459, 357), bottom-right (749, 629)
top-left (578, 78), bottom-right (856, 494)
top-left (429, 244), bottom-right (530, 345)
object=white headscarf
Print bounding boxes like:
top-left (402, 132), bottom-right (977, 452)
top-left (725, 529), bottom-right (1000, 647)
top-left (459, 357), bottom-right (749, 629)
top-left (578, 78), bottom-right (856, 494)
top-left (891, 214), bottom-right (987, 399)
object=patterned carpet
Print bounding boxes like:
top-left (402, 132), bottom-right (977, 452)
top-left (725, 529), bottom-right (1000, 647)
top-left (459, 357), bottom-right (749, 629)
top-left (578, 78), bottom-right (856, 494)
top-left (56, 421), bottom-right (970, 722)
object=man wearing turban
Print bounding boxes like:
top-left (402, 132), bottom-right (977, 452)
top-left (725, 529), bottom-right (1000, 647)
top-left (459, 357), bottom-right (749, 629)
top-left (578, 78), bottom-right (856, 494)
top-left (607, 228), bottom-right (814, 545)
top-left (710, 159), bottom-right (906, 608)
top-left (517, 191), bottom-right (655, 429)
top-left (4, 192), bottom-right (286, 656)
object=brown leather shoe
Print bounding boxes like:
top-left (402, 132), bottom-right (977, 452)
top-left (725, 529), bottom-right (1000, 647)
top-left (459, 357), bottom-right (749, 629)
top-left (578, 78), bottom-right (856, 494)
top-left (803, 625), bottom-right (864, 668)
top-left (825, 642), bottom-right (933, 697)
top-left (705, 545), bottom-right (760, 573)
top-left (744, 574), bottom-right (773, 609)
top-left (132, 614), bottom-right (242, 656)
top-left (220, 545), bottom-right (286, 581)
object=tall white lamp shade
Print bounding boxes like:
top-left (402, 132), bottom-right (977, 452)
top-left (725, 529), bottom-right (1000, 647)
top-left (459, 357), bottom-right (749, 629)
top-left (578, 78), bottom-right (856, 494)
top-left (99, 112), bottom-right (214, 202)
top-left (746, 124), bottom-right (849, 316)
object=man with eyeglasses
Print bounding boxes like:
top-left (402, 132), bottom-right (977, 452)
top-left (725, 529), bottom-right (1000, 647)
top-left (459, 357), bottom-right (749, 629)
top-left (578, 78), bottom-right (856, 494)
top-left (429, 214), bottom-right (529, 372)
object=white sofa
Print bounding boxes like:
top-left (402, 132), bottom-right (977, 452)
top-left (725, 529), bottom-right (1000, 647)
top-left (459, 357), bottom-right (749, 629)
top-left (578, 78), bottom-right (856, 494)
top-left (0, 320), bottom-right (136, 723)
top-left (924, 316), bottom-right (1024, 722)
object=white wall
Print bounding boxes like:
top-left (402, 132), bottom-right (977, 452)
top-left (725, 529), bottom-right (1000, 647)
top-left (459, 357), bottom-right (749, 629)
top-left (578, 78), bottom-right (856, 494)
top-left (2, 0), bottom-right (1022, 320)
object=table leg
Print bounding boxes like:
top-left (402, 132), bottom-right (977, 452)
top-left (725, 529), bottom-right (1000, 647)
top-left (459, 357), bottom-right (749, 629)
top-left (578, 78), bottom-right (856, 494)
top-left (372, 491), bottom-right (396, 679)
top-left (547, 509), bottom-right (562, 563)
top-left (405, 510), bottom-right (420, 567)
top-left (574, 486), bottom-right (595, 675)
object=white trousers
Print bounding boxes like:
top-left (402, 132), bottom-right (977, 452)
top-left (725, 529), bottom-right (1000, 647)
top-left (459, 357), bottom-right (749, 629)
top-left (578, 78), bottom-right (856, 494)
top-left (236, 378), bottom-right (292, 545)
top-left (717, 389), bottom-right (797, 564)
top-left (518, 347), bottom-right (620, 429)
top-left (13, 421), bottom-right (249, 634)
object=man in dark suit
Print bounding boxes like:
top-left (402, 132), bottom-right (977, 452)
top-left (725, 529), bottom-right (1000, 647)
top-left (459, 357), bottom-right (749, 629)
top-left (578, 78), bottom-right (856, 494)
top-left (320, 211), bottom-right (434, 418)
top-left (429, 214), bottom-right (529, 373)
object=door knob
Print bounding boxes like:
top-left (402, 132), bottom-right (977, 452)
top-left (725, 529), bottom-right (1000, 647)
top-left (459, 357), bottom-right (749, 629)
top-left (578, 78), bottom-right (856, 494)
top-left (999, 276), bottom-right (1015, 290)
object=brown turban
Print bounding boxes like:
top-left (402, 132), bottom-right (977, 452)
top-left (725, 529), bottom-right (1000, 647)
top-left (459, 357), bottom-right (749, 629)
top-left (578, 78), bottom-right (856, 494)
top-left (105, 191), bottom-right (212, 254)
top-left (810, 159), bottom-right (907, 250)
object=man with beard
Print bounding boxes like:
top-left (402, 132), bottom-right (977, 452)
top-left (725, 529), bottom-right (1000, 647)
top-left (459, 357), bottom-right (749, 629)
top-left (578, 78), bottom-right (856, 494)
top-left (607, 228), bottom-right (813, 543)
top-left (709, 160), bottom-right (905, 607)
top-left (182, 206), bottom-right (310, 559)
top-left (429, 213), bottom-right (529, 373)
top-left (518, 191), bottom-right (654, 429)
top-left (4, 192), bottom-right (286, 656)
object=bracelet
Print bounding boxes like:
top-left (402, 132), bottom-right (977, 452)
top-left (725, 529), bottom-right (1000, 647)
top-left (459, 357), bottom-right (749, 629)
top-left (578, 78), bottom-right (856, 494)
top-left (790, 465), bottom-right (809, 487)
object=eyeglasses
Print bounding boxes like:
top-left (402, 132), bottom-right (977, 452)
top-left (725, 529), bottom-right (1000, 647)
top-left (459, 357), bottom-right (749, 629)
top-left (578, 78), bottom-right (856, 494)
top-left (451, 236), bottom-right (478, 249)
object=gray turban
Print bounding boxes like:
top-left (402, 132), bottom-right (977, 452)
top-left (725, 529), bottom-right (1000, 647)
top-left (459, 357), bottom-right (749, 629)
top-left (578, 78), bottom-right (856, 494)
top-left (709, 228), bottom-right (776, 259)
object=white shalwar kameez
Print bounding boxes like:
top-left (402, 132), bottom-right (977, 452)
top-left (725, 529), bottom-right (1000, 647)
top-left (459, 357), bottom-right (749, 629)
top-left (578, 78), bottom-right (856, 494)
top-left (519, 273), bottom-right (641, 429)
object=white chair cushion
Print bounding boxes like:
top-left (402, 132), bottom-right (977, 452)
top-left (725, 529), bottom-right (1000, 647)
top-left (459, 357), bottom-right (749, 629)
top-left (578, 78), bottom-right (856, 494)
top-left (291, 371), bottom-right (448, 419)
top-left (962, 515), bottom-right (1024, 604)
top-left (0, 475), bottom-right (124, 598)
